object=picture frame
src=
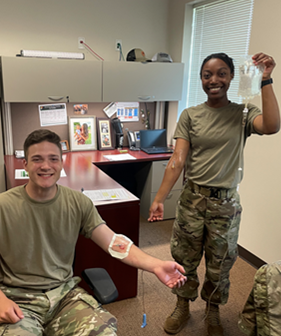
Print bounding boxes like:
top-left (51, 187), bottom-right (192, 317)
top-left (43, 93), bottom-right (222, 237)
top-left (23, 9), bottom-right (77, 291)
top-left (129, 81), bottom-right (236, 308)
top-left (60, 140), bottom-right (69, 152)
top-left (97, 118), bottom-right (114, 150)
top-left (68, 115), bottom-right (97, 151)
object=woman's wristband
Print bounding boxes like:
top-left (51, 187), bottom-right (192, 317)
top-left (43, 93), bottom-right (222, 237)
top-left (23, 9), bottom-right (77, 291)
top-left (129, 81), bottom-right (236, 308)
top-left (261, 78), bottom-right (273, 88)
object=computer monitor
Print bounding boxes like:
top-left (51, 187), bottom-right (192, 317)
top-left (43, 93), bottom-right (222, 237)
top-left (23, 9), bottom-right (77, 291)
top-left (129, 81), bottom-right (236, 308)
top-left (140, 129), bottom-right (167, 148)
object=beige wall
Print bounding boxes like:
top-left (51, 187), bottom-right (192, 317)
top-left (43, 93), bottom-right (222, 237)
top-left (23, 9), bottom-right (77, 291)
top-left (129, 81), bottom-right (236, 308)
top-left (238, 0), bottom-right (281, 263)
top-left (0, 0), bottom-right (170, 61)
top-left (167, 0), bottom-right (193, 145)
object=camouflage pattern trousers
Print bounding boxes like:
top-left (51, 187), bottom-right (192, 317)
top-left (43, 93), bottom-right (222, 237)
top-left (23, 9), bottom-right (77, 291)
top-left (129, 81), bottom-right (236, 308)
top-left (0, 277), bottom-right (117, 336)
top-left (171, 182), bottom-right (242, 305)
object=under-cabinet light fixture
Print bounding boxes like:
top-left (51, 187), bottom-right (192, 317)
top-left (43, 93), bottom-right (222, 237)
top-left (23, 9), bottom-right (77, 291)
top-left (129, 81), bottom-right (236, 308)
top-left (20, 50), bottom-right (85, 60)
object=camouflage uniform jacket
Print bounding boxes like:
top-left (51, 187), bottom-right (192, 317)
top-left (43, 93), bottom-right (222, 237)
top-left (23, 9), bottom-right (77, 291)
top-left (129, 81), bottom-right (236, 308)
top-left (238, 260), bottom-right (281, 336)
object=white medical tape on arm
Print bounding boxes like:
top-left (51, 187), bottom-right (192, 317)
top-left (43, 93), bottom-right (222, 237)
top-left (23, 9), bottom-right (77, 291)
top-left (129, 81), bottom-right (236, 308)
top-left (108, 233), bottom-right (133, 259)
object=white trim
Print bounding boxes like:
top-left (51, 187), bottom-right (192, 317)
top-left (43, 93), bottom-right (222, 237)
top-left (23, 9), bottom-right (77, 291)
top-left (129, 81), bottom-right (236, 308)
top-left (2, 102), bottom-right (14, 155)
top-left (155, 102), bottom-right (165, 129)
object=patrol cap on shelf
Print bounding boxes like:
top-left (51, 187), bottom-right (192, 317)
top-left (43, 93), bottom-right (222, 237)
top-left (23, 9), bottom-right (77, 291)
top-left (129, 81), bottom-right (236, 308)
top-left (152, 52), bottom-right (173, 62)
top-left (126, 48), bottom-right (151, 62)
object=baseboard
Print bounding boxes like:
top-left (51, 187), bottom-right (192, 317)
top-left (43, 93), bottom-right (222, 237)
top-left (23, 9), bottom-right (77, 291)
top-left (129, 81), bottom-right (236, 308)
top-left (238, 244), bottom-right (266, 269)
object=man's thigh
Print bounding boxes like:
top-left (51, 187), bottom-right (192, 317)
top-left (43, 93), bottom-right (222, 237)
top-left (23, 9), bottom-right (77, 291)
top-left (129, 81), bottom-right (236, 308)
top-left (45, 287), bottom-right (117, 336)
top-left (0, 308), bottom-right (43, 336)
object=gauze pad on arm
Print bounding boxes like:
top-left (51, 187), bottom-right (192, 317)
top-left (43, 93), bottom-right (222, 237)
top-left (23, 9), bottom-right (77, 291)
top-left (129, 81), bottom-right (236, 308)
top-left (108, 234), bottom-right (133, 259)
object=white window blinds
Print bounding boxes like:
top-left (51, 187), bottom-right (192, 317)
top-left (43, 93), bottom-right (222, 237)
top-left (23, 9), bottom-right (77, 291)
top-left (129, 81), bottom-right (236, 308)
top-left (186, 0), bottom-right (254, 108)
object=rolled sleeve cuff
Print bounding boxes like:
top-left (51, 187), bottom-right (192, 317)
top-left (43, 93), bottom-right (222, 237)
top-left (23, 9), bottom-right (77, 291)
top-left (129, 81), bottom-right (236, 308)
top-left (238, 313), bottom-right (257, 336)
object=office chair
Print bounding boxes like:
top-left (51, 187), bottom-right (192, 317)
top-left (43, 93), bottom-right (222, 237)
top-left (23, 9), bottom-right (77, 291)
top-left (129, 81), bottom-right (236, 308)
top-left (82, 268), bottom-right (119, 304)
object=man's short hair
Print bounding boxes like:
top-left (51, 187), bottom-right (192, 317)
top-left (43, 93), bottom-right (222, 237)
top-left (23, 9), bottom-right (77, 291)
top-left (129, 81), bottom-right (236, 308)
top-left (24, 129), bottom-right (62, 160)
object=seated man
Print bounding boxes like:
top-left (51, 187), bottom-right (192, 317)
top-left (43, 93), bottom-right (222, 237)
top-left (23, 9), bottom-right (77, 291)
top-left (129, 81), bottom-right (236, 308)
top-left (0, 129), bottom-right (187, 336)
top-left (238, 260), bottom-right (281, 336)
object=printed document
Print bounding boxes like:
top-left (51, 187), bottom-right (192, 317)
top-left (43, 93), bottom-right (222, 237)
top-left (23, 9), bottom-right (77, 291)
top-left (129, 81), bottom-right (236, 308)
top-left (83, 188), bottom-right (130, 201)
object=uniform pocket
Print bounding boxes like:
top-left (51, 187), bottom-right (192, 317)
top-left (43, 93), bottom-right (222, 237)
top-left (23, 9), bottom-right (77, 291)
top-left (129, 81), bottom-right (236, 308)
top-left (66, 286), bottom-right (100, 309)
top-left (78, 292), bottom-right (100, 309)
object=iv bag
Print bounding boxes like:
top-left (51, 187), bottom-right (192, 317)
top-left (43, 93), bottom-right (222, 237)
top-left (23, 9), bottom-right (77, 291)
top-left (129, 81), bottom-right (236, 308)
top-left (238, 55), bottom-right (264, 101)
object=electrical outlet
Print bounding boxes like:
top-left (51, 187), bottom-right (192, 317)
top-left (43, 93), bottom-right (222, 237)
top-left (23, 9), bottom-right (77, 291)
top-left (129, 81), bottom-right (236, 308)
top-left (115, 39), bottom-right (122, 51)
top-left (78, 37), bottom-right (85, 49)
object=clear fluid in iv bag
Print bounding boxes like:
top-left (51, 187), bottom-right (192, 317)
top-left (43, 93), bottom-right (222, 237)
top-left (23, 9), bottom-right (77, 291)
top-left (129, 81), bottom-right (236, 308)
top-left (238, 56), bottom-right (264, 100)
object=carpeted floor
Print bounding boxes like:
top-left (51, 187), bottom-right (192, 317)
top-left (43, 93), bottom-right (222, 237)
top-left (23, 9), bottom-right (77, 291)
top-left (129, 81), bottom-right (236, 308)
top-left (104, 217), bottom-right (257, 336)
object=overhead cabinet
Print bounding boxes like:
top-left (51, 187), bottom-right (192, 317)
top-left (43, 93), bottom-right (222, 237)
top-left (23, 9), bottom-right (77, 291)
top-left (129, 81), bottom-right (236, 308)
top-left (1, 57), bottom-right (102, 103)
top-left (103, 62), bottom-right (184, 102)
top-left (0, 57), bottom-right (184, 103)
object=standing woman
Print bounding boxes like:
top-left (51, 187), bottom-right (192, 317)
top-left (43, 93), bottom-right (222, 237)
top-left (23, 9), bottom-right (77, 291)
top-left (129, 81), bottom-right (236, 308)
top-left (148, 52), bottom-right (280, 336)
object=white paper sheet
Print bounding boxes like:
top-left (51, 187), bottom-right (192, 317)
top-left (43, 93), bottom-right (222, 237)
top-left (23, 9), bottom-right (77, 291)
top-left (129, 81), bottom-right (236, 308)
top-left (103, 154), bottom-right (137, 161)
top-left (39, 103), bottom-right (68, 126)
top-left (103, 102), bottom-right (117, 118)
top-left (83, 188), bottom-right (130, 201)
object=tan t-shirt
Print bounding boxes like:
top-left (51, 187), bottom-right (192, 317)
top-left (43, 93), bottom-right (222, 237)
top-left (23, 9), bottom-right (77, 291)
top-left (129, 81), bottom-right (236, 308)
top-left (0, 185), bottom-right (105, 289)
top-left (174, 102), bottom-right (261, 188)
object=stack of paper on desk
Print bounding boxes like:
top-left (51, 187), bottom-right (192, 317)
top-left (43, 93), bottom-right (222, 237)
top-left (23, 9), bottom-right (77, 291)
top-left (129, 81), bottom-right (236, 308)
top-left (83, 188), bottom-right (130, 201)
top-left (103, 154), bottom-right (136, 161)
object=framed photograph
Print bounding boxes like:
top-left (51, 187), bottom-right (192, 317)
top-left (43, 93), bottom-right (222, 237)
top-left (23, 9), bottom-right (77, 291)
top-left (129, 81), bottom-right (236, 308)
top-left (69, 115), bottom-right (97, 151)
top-left (60, 140), bottom-right (69, 152)
top-left (97, 118), bottom-right (114, 150)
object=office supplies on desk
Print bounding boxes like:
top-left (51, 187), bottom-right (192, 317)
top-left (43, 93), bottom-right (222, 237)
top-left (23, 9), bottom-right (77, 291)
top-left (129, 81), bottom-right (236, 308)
top-left (140, 129), bottom-right (173, 154)
top-left (127, 130), bottom-right (140, 150)
top-left (111, 117), bottom-right (124, 148)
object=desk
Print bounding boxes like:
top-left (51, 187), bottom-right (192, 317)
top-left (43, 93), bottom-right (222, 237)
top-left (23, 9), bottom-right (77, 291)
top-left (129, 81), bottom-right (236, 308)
top-left (4, 149), bottom-right (172, 300)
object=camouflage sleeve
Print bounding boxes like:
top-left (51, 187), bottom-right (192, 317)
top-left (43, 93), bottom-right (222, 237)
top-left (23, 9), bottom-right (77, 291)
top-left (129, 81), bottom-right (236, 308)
top-left (238, 264), bottom-right (269, 336)
top-left (238, 287), bottom-right (257, 335)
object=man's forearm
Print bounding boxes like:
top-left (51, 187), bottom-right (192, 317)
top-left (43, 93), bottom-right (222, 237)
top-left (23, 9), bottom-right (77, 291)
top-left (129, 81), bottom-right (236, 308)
top-left (120, 244), bottom-right (163, 272)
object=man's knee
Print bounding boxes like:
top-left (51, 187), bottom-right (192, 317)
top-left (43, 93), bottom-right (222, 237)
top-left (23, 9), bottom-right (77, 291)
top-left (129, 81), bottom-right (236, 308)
top-left (46, 287), bottom-right (117, 336)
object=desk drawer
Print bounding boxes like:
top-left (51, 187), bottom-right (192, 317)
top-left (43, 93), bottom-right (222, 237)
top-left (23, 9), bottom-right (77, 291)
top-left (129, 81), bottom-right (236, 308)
top-left (151, 160), bottom-right (183, 193)
top-left (152, 189), bottom-right (181, 220)
top-left (140, 188), bottom-right (181, 220)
